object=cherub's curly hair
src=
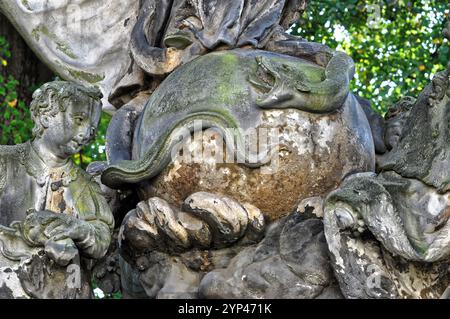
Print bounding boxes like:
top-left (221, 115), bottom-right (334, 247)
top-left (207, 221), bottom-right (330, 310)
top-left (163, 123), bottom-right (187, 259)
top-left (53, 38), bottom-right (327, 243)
top-left (30, 81), bottom-right (103, 137)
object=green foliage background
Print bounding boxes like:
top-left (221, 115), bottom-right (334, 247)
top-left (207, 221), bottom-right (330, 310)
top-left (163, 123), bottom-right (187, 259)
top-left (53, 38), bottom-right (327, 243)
top-left (0, 37), bottom-right (33, 145)
top-left (0, 0), bottom-right (449, 161)
top-left (72, 112), bottom-right (110, 168)
top-left (293, 0), bottom-right (449, 114)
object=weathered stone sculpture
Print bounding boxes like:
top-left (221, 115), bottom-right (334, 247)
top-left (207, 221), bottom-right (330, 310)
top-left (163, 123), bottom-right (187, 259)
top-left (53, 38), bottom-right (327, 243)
top-left (0, 0), bottom-right (141, 111)
top-left (0, 0), bottom-right (308, 110)
top-left (0, 81), bottom-right (114, 298)
top-left (129, 0), bottom-right (307, 77)
top-left (323, 25), bottom-right (450, 299)
top-left (98, 2), bottom-right (378, 297)
top-left (197, 197), bottom-right (343, 299)
top-left (117, 195), bottom-right (343, 299)
top-left (3, 0), bottom-right (447, 300)
top-left (102, 49), bottom-right (375, 218)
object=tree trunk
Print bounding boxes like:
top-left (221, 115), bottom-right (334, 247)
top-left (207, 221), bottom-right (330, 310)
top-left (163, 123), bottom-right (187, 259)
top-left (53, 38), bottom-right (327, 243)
top-left (0, 13), bottom-right (53, 104)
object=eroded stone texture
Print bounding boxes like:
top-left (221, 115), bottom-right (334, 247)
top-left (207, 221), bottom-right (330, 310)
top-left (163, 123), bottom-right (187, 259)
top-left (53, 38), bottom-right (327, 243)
top-left (118, 192), bottom-right (265, 299)
top-left (90, 230), bottom-right (122, 296)
top-left (324, 172), bottom-right (450, 299)
top-left (129, 0), bottom-right (308, 79)
top-left (378, 69), bottom-right (450, 193)
top-left (0, 0), bottom-right (142, 111)
top-left (199, 208), bottom-right (343, 299)
top-left (119, 197), bottom-right (343, 299)
top-left (147, 104), bottom-right (374, 221)
top-left (0, 81), bottom-right (114, 298)
top-left (102, 49), bottom-right (374, 221)
top-left (323, 59), bottom-right (450, 299)
top-left (0, 226), bottom-right (92, 299)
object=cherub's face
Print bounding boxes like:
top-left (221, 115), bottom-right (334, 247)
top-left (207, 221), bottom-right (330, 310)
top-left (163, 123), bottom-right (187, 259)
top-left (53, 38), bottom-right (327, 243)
top-left (39, 96), bottom-right (101, 159)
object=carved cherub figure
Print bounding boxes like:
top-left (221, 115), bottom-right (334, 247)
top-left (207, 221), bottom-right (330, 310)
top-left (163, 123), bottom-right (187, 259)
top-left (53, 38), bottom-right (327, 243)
top-left (0, 81), bottom-right (114, 298)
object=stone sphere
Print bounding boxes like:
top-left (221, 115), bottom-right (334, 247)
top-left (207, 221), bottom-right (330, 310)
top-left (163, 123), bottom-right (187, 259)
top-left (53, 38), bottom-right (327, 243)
top-left (104, 49), bottom-right (375, 221)
top-left (142, 102), bottom-right (374, 221)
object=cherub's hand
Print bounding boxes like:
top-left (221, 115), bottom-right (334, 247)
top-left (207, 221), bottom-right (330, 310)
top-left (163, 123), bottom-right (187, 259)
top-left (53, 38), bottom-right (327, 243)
top-left (22, 210), bottom-right (92, 244)
top-left (44, 215), bottom-right (93, 243)
top-left (120, 192), bottom-right (266, 258)
top-left (22, 210), bottom-right (62, 246)
top-left (21, 211), bottom-right (82, 266)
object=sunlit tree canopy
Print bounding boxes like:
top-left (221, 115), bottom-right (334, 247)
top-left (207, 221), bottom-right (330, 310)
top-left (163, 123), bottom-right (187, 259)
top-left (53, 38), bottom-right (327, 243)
top-left (293, 0), bottom-right (449, 114)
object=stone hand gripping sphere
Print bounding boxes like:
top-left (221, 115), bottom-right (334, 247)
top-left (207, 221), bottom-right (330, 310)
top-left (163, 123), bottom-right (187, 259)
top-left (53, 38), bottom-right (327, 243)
top-left (102, 49), bottom-right (375, 223)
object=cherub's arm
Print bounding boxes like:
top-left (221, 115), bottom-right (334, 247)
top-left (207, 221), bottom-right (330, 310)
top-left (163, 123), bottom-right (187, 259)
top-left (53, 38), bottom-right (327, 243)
top-left (68, 180), bottom-right (115, 259)
top-left (23, 178), bottom-right (115, 260)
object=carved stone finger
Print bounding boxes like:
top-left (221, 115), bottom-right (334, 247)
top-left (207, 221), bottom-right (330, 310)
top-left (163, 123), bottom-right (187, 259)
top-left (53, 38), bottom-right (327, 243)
top-left (147, 198), bottom-right (191, 250)
top-left (122, 193), bottom-right (266, 259)
top-left (182, 192), bottom-right (257, 248)
top-left (119, 208), bottom-right (159, 261)
top-left (177, 211), bottom-right (212, 249)
top-left (220, 197), bottom-right (249, 238)
top-left (135, 201), bottom-right (159, 240)
top-left (241, 203), bottom-right (265, 241)
top-left (44, 238), bottom-right (78, 267)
